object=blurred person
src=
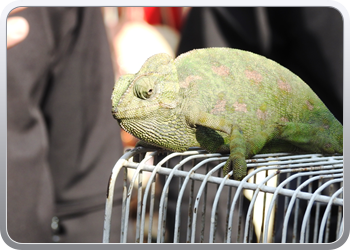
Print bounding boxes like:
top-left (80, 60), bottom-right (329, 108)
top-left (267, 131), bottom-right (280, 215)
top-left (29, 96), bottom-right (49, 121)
top-left (7, 7), bottom-right (125, 243)
top-left (7, 7), bottom-right (29, 48)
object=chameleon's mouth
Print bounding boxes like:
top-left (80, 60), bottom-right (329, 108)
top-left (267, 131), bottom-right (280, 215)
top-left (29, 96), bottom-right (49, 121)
top-left (112, 101), bottom-right (161, 120)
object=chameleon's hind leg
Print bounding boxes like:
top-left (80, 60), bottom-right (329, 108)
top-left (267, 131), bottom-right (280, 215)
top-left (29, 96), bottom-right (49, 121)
top-left (278, 122), bottom-right (343, 154)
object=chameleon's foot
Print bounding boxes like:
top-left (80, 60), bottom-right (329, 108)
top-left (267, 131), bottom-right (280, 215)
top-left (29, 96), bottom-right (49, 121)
top-left (223, 156), bottom-right (247, 181)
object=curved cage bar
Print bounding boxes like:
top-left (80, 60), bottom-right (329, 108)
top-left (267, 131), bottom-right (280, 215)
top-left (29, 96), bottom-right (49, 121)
top-left (103, 147), bottom-right (343, 243)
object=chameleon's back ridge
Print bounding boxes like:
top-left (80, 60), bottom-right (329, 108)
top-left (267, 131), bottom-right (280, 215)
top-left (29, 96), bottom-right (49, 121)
top-left (112, 47), bottom-right (343, 180)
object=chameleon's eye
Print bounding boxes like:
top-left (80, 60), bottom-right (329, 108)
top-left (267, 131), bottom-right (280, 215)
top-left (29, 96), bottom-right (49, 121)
top-left (133, 76), bottom-right (156, 100)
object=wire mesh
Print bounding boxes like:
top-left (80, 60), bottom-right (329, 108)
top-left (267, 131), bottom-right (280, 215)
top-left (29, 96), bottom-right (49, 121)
top-left (103, 147), bottom-right (343, 243)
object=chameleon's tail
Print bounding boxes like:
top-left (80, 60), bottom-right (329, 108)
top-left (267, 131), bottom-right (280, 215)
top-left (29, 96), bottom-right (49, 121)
top-left (329, 118), bottom-right (343, 154)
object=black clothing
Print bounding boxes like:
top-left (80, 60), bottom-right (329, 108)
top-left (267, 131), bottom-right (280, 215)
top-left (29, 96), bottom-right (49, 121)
top-left (7, 7), bottom-right (124, 243)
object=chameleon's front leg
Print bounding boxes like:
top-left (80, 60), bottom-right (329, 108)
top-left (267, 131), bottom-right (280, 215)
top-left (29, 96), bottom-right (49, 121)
top-left (185, 109), bottom-right (248, 180)
top-left (187, 109), bottom-right (282, 180)
top-left (223, 126), bottom-right (248, 180)
top-left (224, 125), bottom-right (284, 179)
top-left (223, 127), bottom-right (279, 180)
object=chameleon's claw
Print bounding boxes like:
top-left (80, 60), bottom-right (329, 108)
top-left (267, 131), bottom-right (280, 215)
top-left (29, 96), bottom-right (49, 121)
top-left (223, 157), bottom-right (247, 181)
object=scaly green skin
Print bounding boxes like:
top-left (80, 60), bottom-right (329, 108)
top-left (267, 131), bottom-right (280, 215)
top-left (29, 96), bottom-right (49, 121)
top-left (111, 48), bottom-right (343, 180)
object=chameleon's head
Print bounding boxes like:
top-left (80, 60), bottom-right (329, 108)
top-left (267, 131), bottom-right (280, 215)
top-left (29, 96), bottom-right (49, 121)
top-left (111, 53), bottom-right (180, 121)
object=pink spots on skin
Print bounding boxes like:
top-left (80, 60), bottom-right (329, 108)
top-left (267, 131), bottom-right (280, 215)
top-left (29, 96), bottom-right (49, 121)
top-left (280, 117), bottom-right (289, 123)
top-left (212, 65), bottom-right (230, 76)
top-left (233, 102), bottom-right (247, 113)
top-left (245, 70), bottom-right (262, 84)
top-left (322, 124), bottom-right (330, 130)
top-left (179, 75), bottom-right (202, 88)
top-left (211, 100), bottom-right (227, 114)
top-left (256, 109), bottom-right (269, 120)
top-left (306, 100), bottom-right (314, 110)
top-left (278, 80), bottom-right (292, 92)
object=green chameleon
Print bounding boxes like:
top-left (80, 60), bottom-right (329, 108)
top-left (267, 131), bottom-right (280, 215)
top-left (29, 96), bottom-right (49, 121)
top-left (111, 48), bottom-right (343, 180)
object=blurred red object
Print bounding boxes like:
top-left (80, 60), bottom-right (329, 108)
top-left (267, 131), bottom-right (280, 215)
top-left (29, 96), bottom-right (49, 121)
top-left (143, 7), bottom-right (183, 31)
top-left (121, 129), bottom-right (138, 149)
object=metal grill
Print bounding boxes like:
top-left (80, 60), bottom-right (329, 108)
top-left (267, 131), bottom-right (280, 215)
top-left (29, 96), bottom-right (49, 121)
top-left (103, 147), bottom-right (343, 243)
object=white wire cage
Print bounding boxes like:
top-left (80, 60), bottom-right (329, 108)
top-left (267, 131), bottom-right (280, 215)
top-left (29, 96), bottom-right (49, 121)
top-left (103, 147), bottom-right (343, 243)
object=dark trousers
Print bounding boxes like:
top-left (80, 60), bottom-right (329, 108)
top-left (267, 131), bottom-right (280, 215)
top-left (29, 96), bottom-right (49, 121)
top-left (7, 7), bottom-right (124, 243)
